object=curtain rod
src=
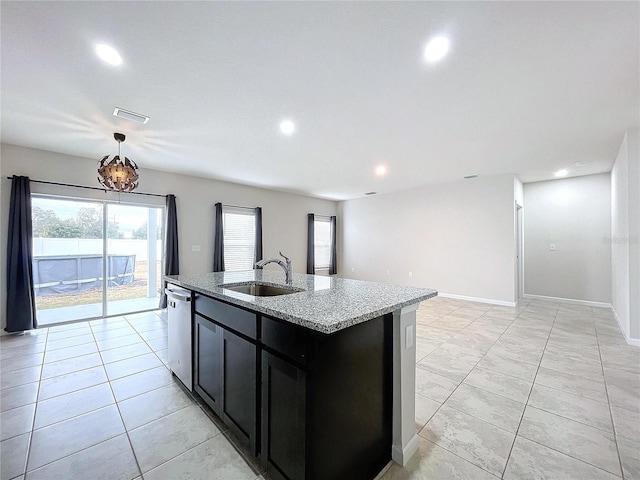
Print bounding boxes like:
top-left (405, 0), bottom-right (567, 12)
top-left (7, 177), bottom-right (167, 198)
top-left (222, 203), bottom-right (257, 210)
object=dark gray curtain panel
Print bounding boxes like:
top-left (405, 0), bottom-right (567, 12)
top-left (254, 207), bottom-right (263, 268)
top-left (306, 213), bottom-right (315, 274)
top-left (213, 202), bottom-right (225, 272)
top-left (160, 194), bottom-right (179, 309)
top-left (5, 176), bottom-right (37, 332)
top-left (329, 215), bottom-right (337, 275)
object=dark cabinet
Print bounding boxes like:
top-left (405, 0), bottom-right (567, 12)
top-left (193, 293), bottom-right (392, 480)
top-left (194, 314), bottom-right (222, 413)
top-left (261, 351), bottom-right (306, 480)
top-left (221, 328), bottom-right (257, 454)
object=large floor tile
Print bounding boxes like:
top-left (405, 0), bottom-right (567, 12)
top-left (0, 382), bottom-right (38, 412)
top-left (0, 365), bottom-right (41, 390)
top-left (40, 353), bottom-right (102, 380)
top-left (91, 326), bottom-right (138, 341)
top-left (415, 365), bottom-right (460, 403)
top-left (88, 319), bottom-right (130, 332)
top-left (476, 352), bottom-right (538, 382)
top-left (43, 342), bottom-right (98, 364)
top-left (618, 435), bottom-right (640, 480)
top-left (415, 394), bottom-right (441, 430)
top-left (96, 333), bottom-right (144, 351)
top-left (37, 365), bottom-right (108, 401)
top-left (382, 436), bottom-right (497, 480)
top-left (543, 342), bottom-right (602, 364)
top-left (0, 403), bottom-right (35, 441)
top-left (143, 434), bottom-right (256, 480)
top-left (118, 383), bottom-right (194, 430)
top-left (540, 351), bottom-right (604, 381)
top-left (26, 434), bottom-right (140, 480)
top-left (528, 382), bottom-right (613, 433)
top-left (146, 337), bottom-right (168, 351)
top-left (109, 365), bottom-right (173, 402)
top-left (98, 341), bottom-right (153, 364)
top-left (419, 404), bottom-right (514, 476)
top-left (504, 435), bottom-right (618, 480)
top-left (463, 366), bottom-right (532, 404)
top-left (46, 326), bottom-right (92, 341)
top-left (27, 405), bottom-right (125, 471)
top-left (604, 367), bottom-right (640, 413)
top-left (45, 334), bottom-right (95, 351)
top-left (34, 383), bottom-right (115, 429)
top-left (611, 405), bottom-right (640, 440)
top-left (139, 328), bottom-right (167, 342)
top-left (1, 432), bottom-right (30, 480)
top-left (418, 346), bottom-right (478, 382)
top-left (518, 406), bottom-right (621, 476)
top-left (534, 367), bottom-right (608, 403)
top-left (445, 383), bottom-right (525, 433)
top-left (129, 404), bottom-right (220, 473)
top-left (0, 342), bottom-right (46, 360)
top-left (1, 353), bottom-right (44, 374)
top-left (104, 352), bottom-right (163, 380)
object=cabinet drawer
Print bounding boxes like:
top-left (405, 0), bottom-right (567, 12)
top-left (195, 295), bottom-right (257, 340)
top-left (262, 316), bottom-right (310, 365)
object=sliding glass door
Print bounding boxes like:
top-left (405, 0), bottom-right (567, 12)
top-left (106, 204), bottom-right (163, 316)
top-left (32, 195), bottom-right (164, 325)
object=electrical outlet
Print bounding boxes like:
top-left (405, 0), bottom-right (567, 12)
top-left (406, 324), bottom-right (414, 349)
top-left (549, 244), bottom-right (556, 251)
top-left (408, 271), bottom-right (413, 278)
top-left (192, 245), bottom-right (201, 252)
top-left (351, 267), bottom-right (355, 272)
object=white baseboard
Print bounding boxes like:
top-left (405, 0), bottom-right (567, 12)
top-left (523, 294), bottom-right (612, 309)
top-left (438, 293), bottom-right (516, 307)
top-left (391, 434), bottom-right (419, 466)
top-left (611, 307), bottom-right (640, 347)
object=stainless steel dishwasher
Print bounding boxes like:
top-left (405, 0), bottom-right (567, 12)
top-left (166, 284), bottom-right (192, 390)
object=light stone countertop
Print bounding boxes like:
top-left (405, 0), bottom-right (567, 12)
top-left (165, 270), bottom-right (437, 334)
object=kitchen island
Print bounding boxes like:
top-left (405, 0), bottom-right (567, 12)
top-left (165, 270), bottom-right (436, 480)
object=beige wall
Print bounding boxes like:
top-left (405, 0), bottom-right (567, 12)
top-left (0, 143), bottom-right (337, 330)
top-left (338, 174), bottom-right (518, 305)
top-left (523, 174), bottom-right (612, 304)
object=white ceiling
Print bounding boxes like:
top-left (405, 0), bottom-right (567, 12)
top-left (1, 1), bottom-right (638, 200)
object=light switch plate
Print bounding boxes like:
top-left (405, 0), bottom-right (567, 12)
top-left (192, 245), bottom-right (201, 252)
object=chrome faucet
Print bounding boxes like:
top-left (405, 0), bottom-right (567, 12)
top-left (255, 251), bottom-right (292, 284)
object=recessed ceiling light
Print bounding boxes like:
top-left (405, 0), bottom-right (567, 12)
top-left (555, 169), bottom-right (569, 178)
top-left (280, 120), bottom-right (295, 135)
top-left (375, 165), bottom-right (387, 176)
top-left (96, 44), bottom-right (122, 65)
top-left (424, 36), bottom-right (450, 63)
top-left (574, 161), bottom-right (588, 167)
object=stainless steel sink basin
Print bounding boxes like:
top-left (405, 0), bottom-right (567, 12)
top-left (220, 282), bottom-right (302, 297)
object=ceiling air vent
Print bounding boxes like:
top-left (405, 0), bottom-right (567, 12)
top-left (113, 107), bottom-right (150, 124)
top-left (463, 174), bottom-right (479, 179)
top-left (364, 191), bottom-right (377, 196)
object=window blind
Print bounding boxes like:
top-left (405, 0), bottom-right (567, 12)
top-left (314, 218), bottom-right (331, 269)
top-left (223, 208), bottom-right (256, 271)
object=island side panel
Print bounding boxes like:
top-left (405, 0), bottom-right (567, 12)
top-left (391, 303), bottom-right (419, 465)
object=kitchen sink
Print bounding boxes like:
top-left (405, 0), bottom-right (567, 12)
top-left (220, 282), bottom-right (303, 297)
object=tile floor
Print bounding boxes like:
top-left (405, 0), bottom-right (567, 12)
top-left (1, 298), bottom-right (639, 479)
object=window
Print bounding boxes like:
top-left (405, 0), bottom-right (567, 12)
top-left (314, 217), bottom-right (331, 270)
top-left (223, 207), bottom-right (256, 271)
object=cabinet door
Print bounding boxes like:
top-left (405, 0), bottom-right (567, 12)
top-left (221, 328), bottom-right (257, 454)
top-left (261, 351), bottom-right (306, 480)
top-left (194, 314), bottom-right (222, 414)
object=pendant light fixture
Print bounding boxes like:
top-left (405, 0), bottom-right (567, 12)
top-left (97, 132), bottom-right (139, 192)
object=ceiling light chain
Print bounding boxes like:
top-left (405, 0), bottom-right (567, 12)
top-left (97, 132), bottom-right (140, 192)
